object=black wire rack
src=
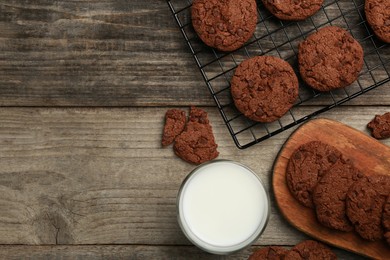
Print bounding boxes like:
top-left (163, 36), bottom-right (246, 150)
top-left (167, 0), bottom-right (390, 149)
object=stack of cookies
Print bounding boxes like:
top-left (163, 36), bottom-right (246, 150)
top-left (286, 141), bottom-right (390, 245)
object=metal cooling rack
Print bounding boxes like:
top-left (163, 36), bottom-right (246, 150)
top-left (167, 0), bottom-right (390, 149)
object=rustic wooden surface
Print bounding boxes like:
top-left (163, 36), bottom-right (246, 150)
top-left (0, 0), bottom-right (389, 259)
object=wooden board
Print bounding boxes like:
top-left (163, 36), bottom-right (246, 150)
top-left (273, 118), bottom-right (390, 260)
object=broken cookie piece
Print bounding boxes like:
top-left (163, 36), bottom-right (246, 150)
top-left (174, 107), bottom-right (219, 164)
top-left (367, 112), bottom-right (390, 139)
top-left (161, 109), bottom-right (186, 146)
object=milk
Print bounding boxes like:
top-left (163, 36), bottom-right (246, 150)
top-left (177, 160), bottom-right (269, 254)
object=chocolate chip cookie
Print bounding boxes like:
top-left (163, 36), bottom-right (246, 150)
top-left (383, 195), bottom-right (390, 245)
top-left (191, 0), bottom-right (257, 52)
top-left (346, 175), bottom-right (390, 241)
top-left (262, 0), bottom-right (323, 21)
top-left (231, 56), bottom-right (298, 122)
top-left (174, 107), bottom-right (219, 164)
top-left (286, 141), bottom-right (343, 208)
top-left (367, 112), bottom-right (390, 139)
top-left (248, 246), bottom-right (288, 260)
top-left (162, 109), bottom-right (187, 146)
top-left (365, 0), bottom-right (390, 43)
top-left (284, 240), bottom-right (336, 260)
top-left (298, 26), bottom-right (364, 91)
top-left (313, 160), bottom-right (363, 231)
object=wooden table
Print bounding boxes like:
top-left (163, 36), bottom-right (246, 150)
top-left (0, 1), bottom-right (389, 259)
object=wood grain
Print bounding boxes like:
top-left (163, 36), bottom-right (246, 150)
top-left (273, 118), bottom-right (390, 259)
top-left (0, 106), bottom-right (388, 247)
top-left (0, 106), bottom-right (303, 245)
top-left (0, 0), bottom-right (212, 106)
top-left (0, 0), bottom-right (388, 106)
top-left (0, 0), bottom-right (389, 258)
top-left (0, 245), bottom-right (366, 260)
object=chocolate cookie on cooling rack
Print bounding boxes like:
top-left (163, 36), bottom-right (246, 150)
top-left (262, 0), bottom-right (323, 21)
top-left (298, 26), bottom-right (364, 92)
top-left (230, 56), bottom-right (298, 123)
top-left (365, 0), bottom-right (390, 43)
top-left (191, 0), bottom-right (257, 52)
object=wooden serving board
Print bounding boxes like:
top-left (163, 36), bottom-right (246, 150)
top-left (273, 118), bottom-right (390, 260)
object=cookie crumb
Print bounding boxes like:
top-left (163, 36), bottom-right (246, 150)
top-left (367, 112), bottom-right (390, 139)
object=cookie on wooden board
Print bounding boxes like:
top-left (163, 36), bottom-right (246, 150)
top-left (298, 26), bottom-right (364, 91)
top-left (367, 112), bottom-right (390, 139)
top-left (162, 109), bottom-right (187, 146)
top-left (191, 0), bottom-right (257, 52)
top-left (365, 0), bottom-right (390, 43)
top-left (262, 0), bottom-right (323, 21)
top-left (346, 174), bottom-right (390, 241)
top-left (284, 240), bottom-right (336, 260)
top-left (231, 55), bottom-right (298, 122)
top-left (248, 246), bottom-right (288, 260)
top-left (313, 160), bottom-right (363, 232)
top-left (286, 141), bottom-right (343, 208)
top-left (383, 196), bottom-right (390, 246)
top-left (174, 107), bottom-right (219, 164)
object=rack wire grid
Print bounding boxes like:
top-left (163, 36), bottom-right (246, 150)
top-left (167, 0), bottom-right (390, 149)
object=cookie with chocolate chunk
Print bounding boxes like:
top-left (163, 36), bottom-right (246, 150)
top-left (286, 141), bottom-right (343, 208)
top-left (162, 109), bottom-right (187, 146)
top-left (313, 160), bottom-right (363, 231)
top-left (298, 26), bottom-right (364, 91)
top-left (367, 112), bottom-right (390, 139)
top-left (262, 0), bottom-right (323, 21)
top-left (284, 240), bottom-right (336, 260)
top-left (249, 246), bottom-right (288, 260)
top-left (231, 56), bottom-right (298, 122)
top-left (365, 0), bottom-right (390, 43)
top-left (191, 0), bottom-right (257, 52)
top-left (174, 107), bottom-right (219, 164)
top-left (383, 196), bottom-right (390, 246)
top-left (346, 175), bottom-right (390, 241)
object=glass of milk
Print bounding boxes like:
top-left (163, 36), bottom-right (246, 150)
top-left (177, 160), bottom-right (270, 255)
